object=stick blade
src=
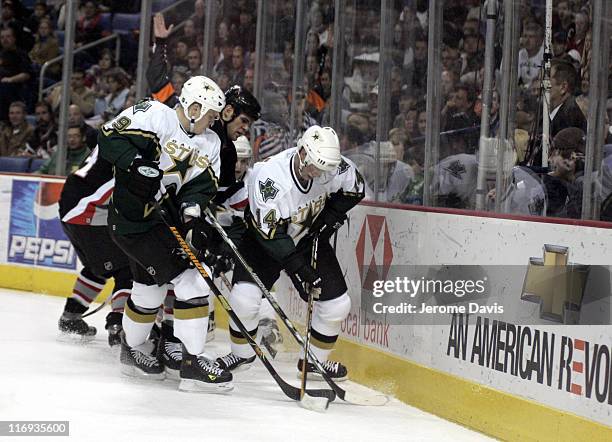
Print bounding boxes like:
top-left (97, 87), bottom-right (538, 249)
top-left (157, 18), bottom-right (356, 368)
top-left (299, 393), bottom-right (330, 412)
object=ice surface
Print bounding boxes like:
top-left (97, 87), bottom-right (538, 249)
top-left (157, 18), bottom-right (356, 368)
top-left (0, 289), bottom-right (491, 441)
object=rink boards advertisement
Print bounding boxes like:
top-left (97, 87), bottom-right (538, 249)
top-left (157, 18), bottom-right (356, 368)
top-left (0, 173), bottom-right (610, 436)
top-left (274, 203), bottom-right (612, 431)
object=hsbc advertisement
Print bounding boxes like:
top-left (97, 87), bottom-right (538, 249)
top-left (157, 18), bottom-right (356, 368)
top-left (0, 175), bottom-right (76, 270)
top-left (276, 204), bottom-right (612, 426)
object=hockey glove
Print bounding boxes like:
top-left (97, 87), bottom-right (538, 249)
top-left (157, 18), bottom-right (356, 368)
top-left (128, 159), bottom-right (163, 202)
top-left (310, 206), bottom-right (347, 241)
top-left (285, 251), bottom-right (322, 301)
top-left (202, 251), bottom-right (233, 277)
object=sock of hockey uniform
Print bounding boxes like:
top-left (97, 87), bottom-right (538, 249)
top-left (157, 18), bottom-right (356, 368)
top-left (228, 282), bottom-right (263, 358)
top-left (122, 282), bottom-right (167, 348)
top-left (308, 293), bottom-right (351, 361)
top-left (109, 267), bottom-right (132, 314)
top-left (162, 288), bottom-right (176, 322)
top-left (171, 267), bottom-right (213, 355)
top-left (68, 268), bottom-right (106, 311)
top-left (173, 298), bottom-right (209, 355)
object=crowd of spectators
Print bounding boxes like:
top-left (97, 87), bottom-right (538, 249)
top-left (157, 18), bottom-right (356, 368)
top-left (0, 0), bottom-right (610, 220)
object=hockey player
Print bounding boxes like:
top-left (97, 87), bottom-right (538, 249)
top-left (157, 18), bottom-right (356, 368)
top-left (99, 76), bottom-right (233, 393)
top-left (215, 136), bottom-right (284, 355)
top-left (216, 125), bottom-right (365, 381)
top-left (57, 146), bottom-right (133, 346)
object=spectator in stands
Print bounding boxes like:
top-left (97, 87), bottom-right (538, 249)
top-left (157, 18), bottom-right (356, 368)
top-left (252, 89), bottom-right (291, 159)
top-left (37, 124), bottom-right (90, 176)
top-left (0, 101), bottom-right (34, 156)
top-left (86, 49), bottom-right (118, 99)
top-left (213, 38), bottom-right (233, 76)
top-left (1, 0), bottom-right (34, 51)
top-left (186, 47), bottom-right (203, 77)
top-left (442, 44), bottom-right (462, 76)
top-left (236, 9), bottom-right (256, 52)
top-left (214, 70), bottom-right (231, 92)
top-left (389, 127), bottom-right (410, 163)
top-left (0, 25), bottom-right (32, 122)
top-left (518, 22), bottom-right (545, 89)
top-left (29, 101), bottom-right (57, 158)
top-left (68, 103), bottom-right (98, 150)
top-left (170, 69), bottom-right (188, 97)
top-left (415, 110), bottom-right (427, 140)
top-left (442, 83), bottom-right (478, 131)
top-left (26, 2), bottom-right (51, 35)
top-left (568, 10), bottom-right (589, 55)
top-left (347, 112), bottom-right (373, 143)
top-left (29, 18), bottom-right (60, 78)
top-left (93, 68), bottom-right (129, 120)
top-left (75, 0), bottom-right (104, 60)
top-left (555, 1), bottom-right (574, 37)
top-left (171, 38), bottom-right (189, 70)
top-left (181, 19), bottom-right (198, 49)
top-left (460, 32), bottom-right (484, 83)
top-left (552, 31), bottom-right (568, 58)
top-left (243, 67), bottom-right (254, 92)
top-left (364, 140), bottom-right (414, 203)
top-left (47, 68), bottom-right (95, 117)
top-left (544, 127), bottom-right (586, 218)
top-left (550, 60), bottom-right (586, 137)
top-left (229, 45), bottom-right (246, 86)
top-left (408, 31), bottom-right (428, 93)
top-left (216, 20), bottom-right (230, 43)
top-left (190, 0), bottom-right (205, 36)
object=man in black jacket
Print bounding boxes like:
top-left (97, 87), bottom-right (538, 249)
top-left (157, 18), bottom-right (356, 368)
top-left (550, 60), bottom-right (587, 137)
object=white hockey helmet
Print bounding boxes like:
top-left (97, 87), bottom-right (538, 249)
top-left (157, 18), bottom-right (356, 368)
top-left (298, 125), bottom-right (341, 172)
top-left (179, 76), bottom-right (225, 130)
top-left (234, 135), bottom-right (252, 159)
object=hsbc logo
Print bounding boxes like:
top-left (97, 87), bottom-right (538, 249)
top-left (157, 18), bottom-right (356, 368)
top-left (355, 215), bottom-right (393, 290)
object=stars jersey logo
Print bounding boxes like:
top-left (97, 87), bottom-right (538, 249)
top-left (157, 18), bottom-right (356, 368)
top-left (259, 178), bottom-right (279, 202)
top-left (338, 158), bottom-right (350, 175)
top-left (164, 149), bottom-right (194, 183)
top-left (444, 160), bottom-right (467, 179)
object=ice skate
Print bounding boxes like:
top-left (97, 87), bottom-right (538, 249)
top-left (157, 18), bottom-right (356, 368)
top-left (179, 346), bottom-right (233, 393)
top-left (120, 333), bottom-right (165, 380)
top-left (297, 359), bottom-right (348, 382)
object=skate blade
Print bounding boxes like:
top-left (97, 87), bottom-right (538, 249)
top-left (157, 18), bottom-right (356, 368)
top-left (57, 331), bottom-right (96, 344)
top-left (178, 378), bottom-right (234, 394)
top-left (296, 372), bottom-right (348, 382)
top-left (120, 364), bottom-right (165, 380)
top-left (164, 367), bottom-right (181, 381)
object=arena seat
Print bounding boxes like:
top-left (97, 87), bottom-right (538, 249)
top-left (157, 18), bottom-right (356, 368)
top-left (100, 13), bottom-right (112, 33)
top-left (0, 157), bottom-right (31, 173)
top-left (28, 158), bottom-right (47, 173)
top-left (153, 0), bottom-right (175, 12)
top-left (112, 13), bottom-right (141, 34)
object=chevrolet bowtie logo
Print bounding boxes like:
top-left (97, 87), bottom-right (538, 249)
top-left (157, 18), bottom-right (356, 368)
top-left (521, 244), bottom-right (589, 323)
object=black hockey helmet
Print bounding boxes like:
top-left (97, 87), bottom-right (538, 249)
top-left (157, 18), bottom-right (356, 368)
top-left (224, 85), bottom-right (261, 121)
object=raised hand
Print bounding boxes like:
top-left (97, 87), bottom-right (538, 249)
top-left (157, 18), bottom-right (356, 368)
top-left (153, 13), bottom-right (174, 39)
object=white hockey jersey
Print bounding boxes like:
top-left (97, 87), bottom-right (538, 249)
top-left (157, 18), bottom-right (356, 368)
top-left (247, 148), bottom-right (364, 244)
top-left (98, 99), bottom-right (221, 233)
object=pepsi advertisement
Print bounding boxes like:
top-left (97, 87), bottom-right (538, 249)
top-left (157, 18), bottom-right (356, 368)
top-left (7, 179), bottom-right (76, 270)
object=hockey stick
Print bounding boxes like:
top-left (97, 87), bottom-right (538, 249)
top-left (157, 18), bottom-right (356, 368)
top-left (204, 208), bottom-right (389, 406)
top-left (155, 204), bottom-right (335, 410)
top-left (299, 234), bottom-right (319, 401)
top-left (82, 292), bottom-right (113, 318)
